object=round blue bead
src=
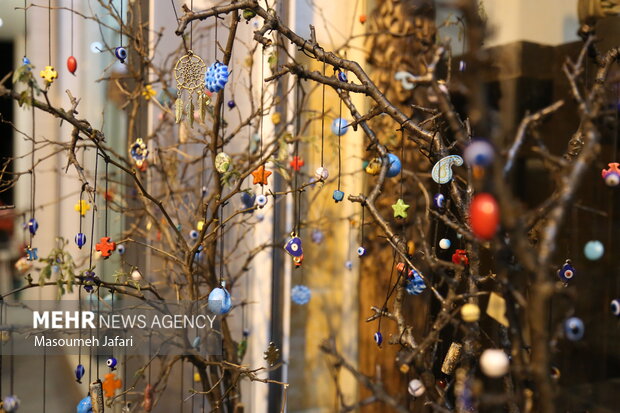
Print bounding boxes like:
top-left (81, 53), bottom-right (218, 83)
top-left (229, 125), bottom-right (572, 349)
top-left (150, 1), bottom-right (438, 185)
top-left (75, 232), bottom-right (87, 248)
top-left (564, 317), bottom-right (584, 341)
top-left (75, 363), bottom-right (85, 382)
top-left (106, 357), bottom-right (117, 369)
top-left (584, 240), bottom-right (604, 261)
top-left (115, 46), bottom-right (127, 63)
top-left (433, 193), bottom-right (445, 209)
top-left (374, 331), bottom-right (383, 346)
top-left (208, 286), bottom-right (232, 314)
top-left (117, 244), bottom-right (126, 255)
top-left (386, 153), bottom-right (401, 177)
top-left (333, 189), bottom-right (345, 202)
top-left (291, 285), bottom-right (311, 305)
top-left (331, 117), bottom-right (349, 136)
top-left (337, 70), bottom-right (347, 82)
top-left (28, 218), bottom-right (38, 235)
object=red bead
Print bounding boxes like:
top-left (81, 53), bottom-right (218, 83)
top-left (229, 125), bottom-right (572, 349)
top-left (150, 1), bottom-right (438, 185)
top-left (67, 56), bottom-right (77, 74)
top-left (469, 193), bottom-right (499, 239)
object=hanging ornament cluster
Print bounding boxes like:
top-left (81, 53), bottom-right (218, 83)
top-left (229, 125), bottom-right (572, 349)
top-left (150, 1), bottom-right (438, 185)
top-left (205, 61), bottom-right (230, 93)
top-left (284, 233), bottom-right (304, 267)
top-left (174, 51), bottom-right (208, 125)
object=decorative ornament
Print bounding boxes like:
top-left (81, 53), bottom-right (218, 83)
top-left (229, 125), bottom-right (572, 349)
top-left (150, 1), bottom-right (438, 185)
top-left (22, 56), bottom-right (31, 66)
top-left (263, 342), bottom-right (280, 366)
top-left (40, 66), bottom-right (58, 84)
top-left (480, 349), bottom-right (509, 377)
top-left (385, 153), bottom-right (402, 177)
top-left (189, 230), bottom-right (199, 240)
top-left (208, 283), bottom-right (232, 314)
top-left (441, 342), bottom-right (463, 374)
top-left (463, 139), bottom-right (494, 167)
top-left (117, 244), bottom-right (126, 254)
top-left (130, 138), bottom-right (149, 167)
top-left (331, 117), bottom-right (349, 136)
top-left (357, 246), bottom-right (366, 257)
top-left (373, 331), bottom-right (383, 346)
top-left (75, 363), bottom-right (86, 383)
top-left (174, 51), bottom-right (207, 125)
top-left (314, 167), bottom-right (329, 181)
top-left (333, 190), bottom-right (345, 203)
top-left (337, 70), bottom-right (347, 82)
top-left (486, 292), bottom-right (509, 327)
top-left (241, 192), bottom-right (256, 212)
top-left (205, 61), bottom-right (229, 93)
top-left (255, 194), bottom-right (268, 208)
top-left (67, 55), bottom-right (77, 74)
top-left (89, 380), bottom-right (104, 413)
top-left (557, 259), bottom-right (576, 283)
top-left (77, 396), bottom-right (92, 413)
top-left (610, 299), bottom-right (620, 317)
top-left (291, 285), bottom-right (311, 305)
top-left (82, 270), bottom-right (97, 293)
top-left (251, 165), bottom-right (272, 185)
top-left (242, 9), bottom-right (256, 20)
top-left (345, 260), bottom-right (353, 270)
top-left (602, 162), bottom-right (620, 186)
top-left (311, 229), bottom-right (324, 244)
top-left (408, 379), bottom-right (425, 397)
top-left (102, 373), bottom-right (122, 398)
top-left (284, 233), bottom-right (304, 267)
top-left (392, 198), bottom-right (410, 219)
top-left (550, 366), bottom-right (561, 381)
top-left (75, 232), bottom-right (86, 249)
top-left (2, 395), bottom-right (20, 412)
top-left (130, 269), bottom-right (142, 281)
top-left (96, 237), bottom-right (116, 258)
top-left (271, 112), bottom-right (282, 125)
top-left (74, 200), bottom-right (91, 216)
top-left (584, 240), bottom-right (604, 260)
top-left (106, 357), bottom-right (118, 370)
top-left (564, 317), bottom-right (585, 341)
top-left (359, 14), bottom-right (367, 24)
top-left (290, 156), bottom-right (304, 171)
top-left (469, 193), bottom-right (500, 239)
top-left (114, 46), bottom-right (127, 63)
top-left (433, 193), bottom-right (445, 210)
top-left (405, 272), bottom-right (426, 295)
top-left (28, 218), bottom-right (38, 235)
top-left (365, 158), bottom-right (382, 175)
top-left (439, 238), bottom-right (451, 250)
top-left (215, 152), bottom-right (232, 173)
top-left (451, 249), bottom-right (469, 266)
top-left (25, 246), bottom-right (38, 261)
top-left (142, 85), bottom-right (156, 100)
top-left (431, 155), bottom-right (463, 184)
top-left (461, 303), bottom-right (480, 322)
top-left (227, 100), bottom-right (236, 109)
top-left (143, 384), bottom-right (154, 412)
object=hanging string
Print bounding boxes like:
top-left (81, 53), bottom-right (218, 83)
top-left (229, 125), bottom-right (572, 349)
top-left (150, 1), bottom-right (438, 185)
top-left (377, 250), bottom-right (398, 333)
top-left (88, 149), bottom-right (100, 270)
top-left (70, 0), bottom-right (74, 56)
top-left (179, 361), bottom-right (184, 413)
top-left (320, 60), bottom-right (326, 167)
top-left (29, 87), bottom-right (36, 250)
top-left (219, 202), bottom-right (225, 284)
top-left (105, 159), bottom-right (109, 236)
top-left (42, 337), bottom-right (47, 413)
top-left (214, 11), bottom-right (218, 62)
top-left (23, 0), bottom-right (27, 58)
top-left (189, 0), bottom-right (193, 50)
top-left (294, 79), bottom-right (302, 234)
top-left (47, 0), bottom-right (51, 65)
top-left (170, 0), bottom-right (180, 23)
top-left (337, 89), bottom-right (343, 192)
top-left (119, 0), bottom-right (123, 48)
top-left (259, 45), bottom-right (265, 195)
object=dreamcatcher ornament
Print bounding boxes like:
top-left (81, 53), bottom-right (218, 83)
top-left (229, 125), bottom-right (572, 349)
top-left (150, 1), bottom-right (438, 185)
top-left (173, 50), bottom-right (208, 126)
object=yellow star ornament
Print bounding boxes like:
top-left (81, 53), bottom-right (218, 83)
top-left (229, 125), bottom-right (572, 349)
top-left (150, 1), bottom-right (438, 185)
top-left (40, 66), bottom-right (58, 84)
top-left (74, 200), bottom-right (91, 216)
top-left (251, 165), bottom-right (272, 186)
top-left (392, 198), bottom-right (410, 219)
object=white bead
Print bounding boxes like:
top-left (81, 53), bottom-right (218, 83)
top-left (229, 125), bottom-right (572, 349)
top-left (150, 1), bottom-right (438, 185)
top-left (314, 167), bottom-right (329, 181)
top-left (439, 238), bottom-right (451, 249)
top-left (131, 270), bottom-right (142, 281)
top-left (407, 379), bottom-right (425, 397)
top-left (480, 349), bottom-right (509, 377)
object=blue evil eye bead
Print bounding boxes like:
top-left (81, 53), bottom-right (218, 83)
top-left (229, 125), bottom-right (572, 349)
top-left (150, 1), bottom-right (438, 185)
top-left (208, 286), bottom-right (232, 315)
top-left (331, 117), bottom-right (349, 136)
top-left (291, 285), bottom-right (311, 305)
top-left (345, 260), bottom-right (353, 270)
top-left (311, 229), bottom-right (324, 244)
top-left (611, 299), bottom-right (620, 317)
top-left (3, 395), bottom-right (20, 412)
top-left (386, 153), bottom-right (402, 177)
top-left (117, 244), bottom-right (126, 255)
top-left (256, 194), bottom-right (268, 208)
top-left (333, 190), bottom-right (345, 202)
top-left (28, 218), bottom-right (38, 235)
top-left (463, 139), bottom-right (494, 167)
top-left (564, 317), bottom-right (585, 341)
top-left (241, 191), bottom-right (256, 212)
top-left (433, 193), bottom-right (445, 210)
top-left (439, 238), bottom-right (451, 250)
top-left (75, 363), bottom-right (85, 382)
top-left (284, 236), bottom-right (303, 257)
top-left (201, 186), bottom-right (208, 196)
top-left (83, 271), bottom-right (96, 293)
top-left (77, 395), bottom-right (92, 413)
top-left (190, 230), bottom-right (199, 240)
top-left (557, 259), bottom-right (575, 283)
top-left (106, 357), bottom-right (118, 370)
top-left (205, 61), bottom-right (230, 93)
top-left (584, 240), bottom-right (604, 261)
top-left (227, 100), bottom-right (236, 109)
top-left (75, 232), bottom-right (87, 249)
top-left (374, 331), bottom-right (383, 346)
top-left (459, 60), bottom-right (466, 72)
top-left (357, 246), bottom-right (366, 257)
top-left (22, 56), bottom-right (31, 68)
top-left (337, 70), bottom-right (347, 82)
top-left (194, 245), bottom-right (204, 261)
top-left (115, 46), bottom-right (127, 63)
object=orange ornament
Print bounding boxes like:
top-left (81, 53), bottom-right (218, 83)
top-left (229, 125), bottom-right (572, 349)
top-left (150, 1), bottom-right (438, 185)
top-left (469, 193), bottom-right (500, 240)
top-left (359, 14), bottom-right (367, 24)
top-left (102, 373), bottom-right (122, 398)
top-left (251, 165), bottom-right (272, 185)
top-left (67, 56), bottom-right (77, 74)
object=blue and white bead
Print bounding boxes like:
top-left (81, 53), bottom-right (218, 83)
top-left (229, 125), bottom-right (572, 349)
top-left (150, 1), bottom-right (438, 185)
top-left (3, 395), bottom-right (20, 412)
top-left (331, 117), bottom-right (349, 136)
top-left (373, 331), bottom-right (383, 346)
top-left (564, 317), bottom-right (585, 341)
top-left (357, 246), bottom-right (366, 257)
top-left (208, 285), bottom-right (232, 314)
top-left (406, 271), bottom-right (426, 295)
top-left (463, 139), bottom-right (494, 167)
top-left (205, 61), bottom-right (229, 93)
top-left (433, 193), bottom-right (445, 210)
top-left (611, 299), bottom-right (620, 317)
top-left (291, 285), bottom-right (311, 305)
top-left (28, 218), bottom-right (38, 235)
top-left (75, 232), bottom-right (87, 249)
top-left (557, 259), bottom-right (575, 283)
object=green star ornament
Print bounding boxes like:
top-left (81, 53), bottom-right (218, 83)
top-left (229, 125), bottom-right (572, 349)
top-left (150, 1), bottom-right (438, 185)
top-left (392, 198), bottom-right (410, 219)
